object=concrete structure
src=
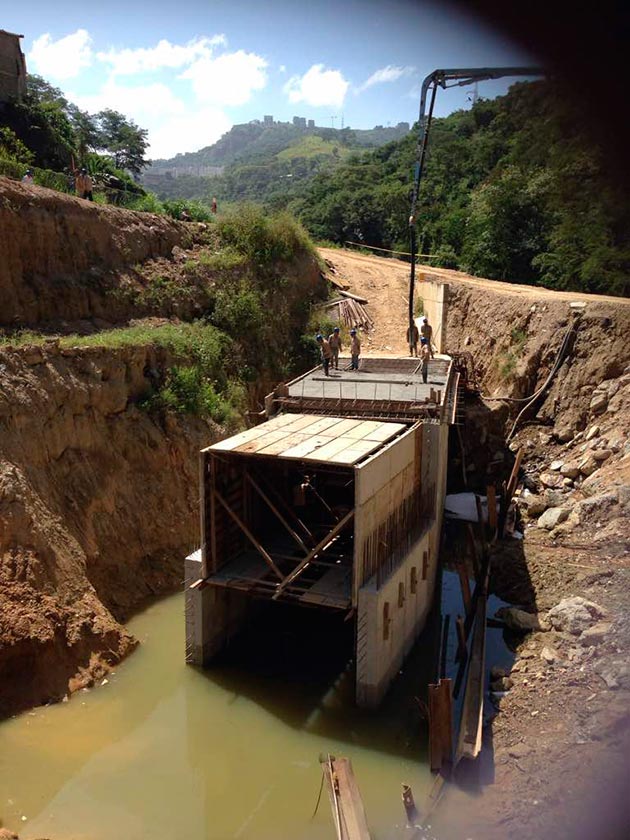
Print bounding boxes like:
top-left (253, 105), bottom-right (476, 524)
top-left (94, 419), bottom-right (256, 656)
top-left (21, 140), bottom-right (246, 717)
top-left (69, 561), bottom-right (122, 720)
top-left (419, 275), bottom-right (449, 353)
top-left (307, 119), bottom-right (315, 129)
top-left (263, 115), bottom-right (274, 125)
top-left (186, 357), bottom-right (458, 706)
top-left (292, 116), bottom-right (307, 128)
top-left (0, 30), bottom-right (26, 103)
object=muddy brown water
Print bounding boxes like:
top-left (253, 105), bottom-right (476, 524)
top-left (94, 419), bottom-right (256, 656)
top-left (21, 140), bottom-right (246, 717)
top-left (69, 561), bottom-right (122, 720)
top-left (1, 568), bottom-right (512, 839)
top-left (0, 593), bottom-right (443, 840)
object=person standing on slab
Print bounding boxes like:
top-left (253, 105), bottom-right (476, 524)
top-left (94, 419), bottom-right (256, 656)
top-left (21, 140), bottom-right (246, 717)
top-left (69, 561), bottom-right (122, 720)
top-left (316, 334), bottom-right (333, 376)
top-left (328, 326), bottom-right (342, 370)
top-left (420, 337), bottom-right (430, 383)
top-left (350, 329), bottom-right (361, 370)
top-left (420, 317), bottom-right (434, 357)
top-left (406, 322), bottom-right (419, 357)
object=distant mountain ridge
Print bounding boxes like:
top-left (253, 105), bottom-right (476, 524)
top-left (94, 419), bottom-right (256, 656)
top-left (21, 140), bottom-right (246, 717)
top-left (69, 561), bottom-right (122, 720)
top-left (147, 118), bottom-right (411, 177)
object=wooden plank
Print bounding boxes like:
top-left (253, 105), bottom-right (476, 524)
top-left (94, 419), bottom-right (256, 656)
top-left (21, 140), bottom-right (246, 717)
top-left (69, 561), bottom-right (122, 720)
top-left (429, 678), bottom-right (453, 772)
top-left (279, 434), bottom-right (335, 460)
top-left (456, 589), bottom-right (488, 762)
top-left (245, 471), bottom-right (309, 554)
top-left (330, 439), bottom-right (382, 466)
top-left (321, 755), bottom-right (371, 840)
top-left (255, 431), bottom-right (310, 456)
top-left (298, 435), bottom-right (359, 462)
top-left (235, 428), bottom-right (294, 454)
top-left (361, 422), bottom-right (407, 442)
top-left (299, 565), bottom-right (352, 607)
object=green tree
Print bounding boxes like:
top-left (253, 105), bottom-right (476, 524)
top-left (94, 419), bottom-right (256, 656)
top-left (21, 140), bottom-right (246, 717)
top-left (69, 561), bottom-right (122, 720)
top-left (95, 109), bottom-right (149, 175)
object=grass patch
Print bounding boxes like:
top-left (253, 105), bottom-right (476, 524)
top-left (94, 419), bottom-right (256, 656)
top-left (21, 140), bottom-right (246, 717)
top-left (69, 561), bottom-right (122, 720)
top-left (510, 326), bottom-right (528, 351)
top-left (414, 296), bottom-right (424, 317)
top-left (499, 351), bottom-right (517, 379)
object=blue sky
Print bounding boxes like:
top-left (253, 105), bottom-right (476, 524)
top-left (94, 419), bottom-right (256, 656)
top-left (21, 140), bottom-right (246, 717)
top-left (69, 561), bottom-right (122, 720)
top-left (4, 0), bottom-right (536, 159)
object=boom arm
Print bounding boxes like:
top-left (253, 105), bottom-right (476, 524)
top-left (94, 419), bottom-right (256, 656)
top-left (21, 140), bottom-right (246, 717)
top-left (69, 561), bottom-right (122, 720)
top-left (407, 66), bottom-right (544, 352)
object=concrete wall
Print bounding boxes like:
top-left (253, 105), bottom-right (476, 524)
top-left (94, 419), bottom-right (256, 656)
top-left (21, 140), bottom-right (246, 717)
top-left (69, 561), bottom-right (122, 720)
top-left (419, 276), bottom-right (449, 353)
top-left (185, 551), bottom-right (250, 665)
top-left (355, 418), bottom-right (449, 708)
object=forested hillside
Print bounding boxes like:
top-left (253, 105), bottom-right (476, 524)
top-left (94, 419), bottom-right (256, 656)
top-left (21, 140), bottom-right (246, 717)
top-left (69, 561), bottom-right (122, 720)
top-left (290, 81), bottom-right (629, 296)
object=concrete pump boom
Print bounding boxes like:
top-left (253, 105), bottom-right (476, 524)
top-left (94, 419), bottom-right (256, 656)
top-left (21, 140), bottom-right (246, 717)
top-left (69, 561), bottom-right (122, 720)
top-left (407, 66), bottom-right (544, 352)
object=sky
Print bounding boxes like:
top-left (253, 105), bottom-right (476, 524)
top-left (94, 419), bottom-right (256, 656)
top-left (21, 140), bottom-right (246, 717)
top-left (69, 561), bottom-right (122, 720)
top-left (2, 0), bottom-right (537, 160)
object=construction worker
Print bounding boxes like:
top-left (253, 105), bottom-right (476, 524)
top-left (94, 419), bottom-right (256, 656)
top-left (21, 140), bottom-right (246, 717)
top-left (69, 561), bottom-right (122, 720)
top-left (420, 337), bottom-right (430, 383)
top-left (420, 317), bottom-right (434, 358)
top-left (328, 326), bottom-right (342, 370)
top-left (406, 322), bottom-right (419, 357)
top-left (21, 169), bottom-right (34, 184)
top-left (350, 328), bottom-right (361, 370)
top-left (75, 167), bottom-right (93, 201)
top-left (316, 334), bottom-right (333, 376)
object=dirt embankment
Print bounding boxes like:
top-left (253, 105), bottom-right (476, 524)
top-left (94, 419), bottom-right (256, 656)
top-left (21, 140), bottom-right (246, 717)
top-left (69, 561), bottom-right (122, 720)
top-left (0, 181), bottom-right (324, 718)
top-left (0, 341), bottom-right (218, 717)
top-left (0, 177), bottom-right (188, 329)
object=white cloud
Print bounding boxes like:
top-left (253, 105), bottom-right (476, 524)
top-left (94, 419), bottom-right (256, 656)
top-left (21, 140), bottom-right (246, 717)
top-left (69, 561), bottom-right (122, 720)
top-left (69, 80), bottom-right (231, 159)
top-left (97, 35), bottom-right (226, 75)
top-left (180, 50), bottom-right (268, 107)
top-left (357, 65), bottom-right (415, 93)
top-left (284, 64), bottom-right (349, 109)
top-left (279, 64), bottom-right (287, 74)
top-left (28, 29), bottom-right (93, 80)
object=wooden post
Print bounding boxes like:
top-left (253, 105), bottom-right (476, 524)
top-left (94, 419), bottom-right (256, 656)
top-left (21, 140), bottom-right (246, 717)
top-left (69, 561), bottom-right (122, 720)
top-left (456, 562), bottom-right (472, 616)
top-left (455, 615), bottom-right (467, 662)
top-left (428, 678), bottom-right (453, 772)
top-left (465, 522), bottom-right (480, 581)
top-left (402, 784), bottom-right (418, 826)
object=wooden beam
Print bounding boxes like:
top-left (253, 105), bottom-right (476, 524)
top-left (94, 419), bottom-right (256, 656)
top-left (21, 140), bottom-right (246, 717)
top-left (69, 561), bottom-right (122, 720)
top-left (214, 489), bottom-right (284, 581)
top-left (506, 447), bottom-right (524, 501)
top-left (245, 471), bottom-right (310, 554)
top-left (272, 510), bottom-right (354, 599)
top-left (250, 468), bottom-right (315, 544)
top-left (321, 755), bottom-right (371, 840)
top-left (429, 678), bottom-right (453, 772)
top-left (456, 562), bottom-right (472, 616)
top-left (486, 484), bottom-right (498, 542)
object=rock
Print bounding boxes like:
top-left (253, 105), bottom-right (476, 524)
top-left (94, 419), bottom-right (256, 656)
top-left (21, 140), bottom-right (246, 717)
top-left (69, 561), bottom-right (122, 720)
top-left (592, 448), bottom-right (612, 462)
top-left (555, 426), bottom-right (574, 443)
top-left (496, 606), bottom-right (547, 632)
top-left (573, 492), bottom-right (619, 524)
top-left (562, 478), bottom-right (574, 488)
top-left (541, 645), bottom-right (560, 663)
top-left (508, 742), bottom-right (533, 759)
top-left (594, 657), bottom-right (630, 690)
top-left (523, 474), bottom-right (538, 492)
top-left (540, 471), bottom-right (564, 489)
top-left (589, 391), bottom-right (608, 414)
top-left (585, 425), bottom-right (600, 441)
top-left (0, 829), bottom-right (19, 840)
top-left (543, 489), bottom-right (565, 507)
top-left (524, 495), bottom-right (547, 517)
top-left (560, 462), bottom-right (580, 479)
top-left (490, 676), bottom-right (514, 692)
top-left (549, 459), bottom-right (564, 471)
top-left (579, 621), bottom-right (612, 646)
top-left (547, 596), bottom-right (607, 635)
top-left (577, 453), bottom-right (599, 476)
top-left (537, 507), bottom-right (570, 529)
top-left (490, 665), bottom-right (509, 681)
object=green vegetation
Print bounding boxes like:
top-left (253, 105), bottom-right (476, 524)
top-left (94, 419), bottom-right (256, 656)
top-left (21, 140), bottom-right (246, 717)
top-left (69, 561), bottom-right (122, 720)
top-left (217, 204), bottom-right (316, 267)
top-left (287, 81), bottom-right (629, 296)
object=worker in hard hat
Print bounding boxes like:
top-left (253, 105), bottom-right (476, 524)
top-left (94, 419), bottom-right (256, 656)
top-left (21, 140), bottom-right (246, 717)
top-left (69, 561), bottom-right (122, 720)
top-left (420, 337), bottom-right (430, 383)
top-left (350, 329), bottom-right (361, 370)
top-left (75, 167), bottom-right (93, 201)
top-left (328, 326), bottom-right (342, 370)
top-left (420, 317), bottom-right (434, 357)
top-left (316, 334), bottom-right (332, 376)
top-left (406, 322), bottom-right (419, 356)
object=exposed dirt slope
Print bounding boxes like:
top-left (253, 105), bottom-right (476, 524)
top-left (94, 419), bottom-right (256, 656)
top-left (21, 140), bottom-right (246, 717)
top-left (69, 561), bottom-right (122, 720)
top-left (0, 341), bottom-right (217, 716)
top-left (0, 177), bottom-right (187, 328)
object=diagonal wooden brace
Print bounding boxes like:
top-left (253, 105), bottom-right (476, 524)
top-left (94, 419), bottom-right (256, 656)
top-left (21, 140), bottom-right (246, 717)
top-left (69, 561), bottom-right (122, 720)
top-left (272, 509), bottom-right (354, 600)
top-left (214, 489), bottom-right (285, 581)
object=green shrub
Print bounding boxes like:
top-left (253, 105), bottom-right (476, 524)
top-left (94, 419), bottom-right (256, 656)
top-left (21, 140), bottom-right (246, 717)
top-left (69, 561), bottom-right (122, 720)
top-left (198, 246), bottom-right (247, 271)
top-left (127, 193), bottom-right (165, 214)
top-left (217, 204), bottom-right (314, 266)
top-left (162, 198), bottom-right (212, 222)
top-left (213, 284), bottom-right (263, 338)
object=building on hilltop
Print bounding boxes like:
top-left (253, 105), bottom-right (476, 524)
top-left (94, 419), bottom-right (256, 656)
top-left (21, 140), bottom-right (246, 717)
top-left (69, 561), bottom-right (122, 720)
top-left (307, 119), bottom-right (315, 129)
top-left (292, 116), bottom-right (307, 128)
top-left (397, 121), bottom-right (410, 131)
top-left (0, 29), bottom-right (26, 103)
top-left (263, 115), bottom-right (274, 125)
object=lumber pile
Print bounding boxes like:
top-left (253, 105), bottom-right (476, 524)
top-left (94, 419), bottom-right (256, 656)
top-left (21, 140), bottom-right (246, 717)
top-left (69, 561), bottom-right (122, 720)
top-left (317, 297), bottom-right (374, 332)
